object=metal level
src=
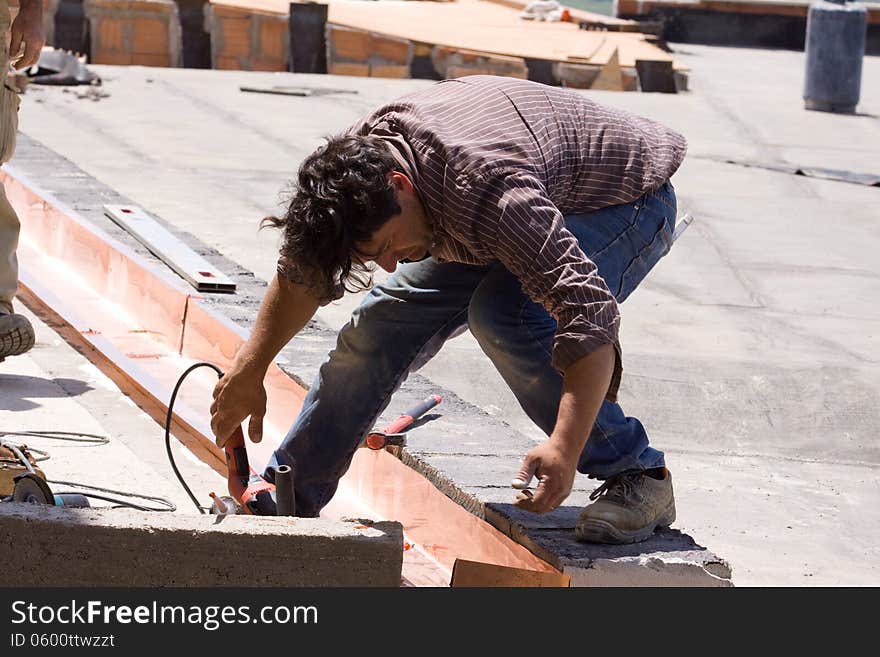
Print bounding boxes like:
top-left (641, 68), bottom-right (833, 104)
top-left (103, 204), bottom-right (236, 293)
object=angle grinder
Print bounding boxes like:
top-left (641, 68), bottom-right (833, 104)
top-left (0, 441), bottom-right (89, 507)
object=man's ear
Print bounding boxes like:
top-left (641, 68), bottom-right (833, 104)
top-left (388, 171), bottom-right (413, 194)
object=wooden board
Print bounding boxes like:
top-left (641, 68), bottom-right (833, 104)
top-left (451, 558), bottom-right (571, 587)
top-left (209, 0), bottom-right (686, 70)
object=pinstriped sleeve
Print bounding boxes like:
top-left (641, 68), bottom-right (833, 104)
top-left (476, 171), bottom-right (623, 401)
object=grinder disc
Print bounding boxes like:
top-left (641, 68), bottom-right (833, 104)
top-left (12, 474), bottom-right (54, 505)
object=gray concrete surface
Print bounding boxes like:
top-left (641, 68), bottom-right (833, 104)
top-left (0, 504), bottom-right (403, 586)
top-left (13, 43), bottom-right (880, 585)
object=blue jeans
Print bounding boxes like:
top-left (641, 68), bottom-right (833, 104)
top-left (267, 181), bottom-right (678, 516)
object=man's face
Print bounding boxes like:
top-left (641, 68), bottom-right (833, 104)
top-left (355, 172), bottom-right (433, 274)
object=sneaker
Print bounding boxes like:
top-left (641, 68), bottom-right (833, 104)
top-left (0, 312), bottom-right (36, 362)
top-left (575, 468), bottom-right (676, 544)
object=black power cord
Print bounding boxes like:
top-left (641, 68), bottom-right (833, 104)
top-left (164, 362), bottom-right (224, 515)
top-left (3, 363), bottom-right (225, 514)
top-left (0, 430), bottom-right (109, 446)
top-left (48, 480), bottom-right (176, 512)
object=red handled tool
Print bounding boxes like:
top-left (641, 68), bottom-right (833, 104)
top-left (224, 426), bottom-right (279, 515)
top-left (365, 395), bottom-right (442, 450)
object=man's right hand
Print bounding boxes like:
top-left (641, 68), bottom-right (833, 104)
top-left (10, 0), bottom-right (46, 70)
top-left (210, 367), bottom-right (267, 449)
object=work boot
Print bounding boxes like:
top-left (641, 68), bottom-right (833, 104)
top-left (0, 312), bottom-right (35, 362)
top-left (576, 468), bottom-right (675, 544)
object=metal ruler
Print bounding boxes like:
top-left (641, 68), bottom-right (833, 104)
top-left (104, 204), bottom-right (236, 293)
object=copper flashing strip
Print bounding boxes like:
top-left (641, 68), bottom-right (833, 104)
top-left (3, 167), bottom-right (562, 585)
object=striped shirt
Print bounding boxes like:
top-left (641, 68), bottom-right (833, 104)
top-left (286, 76), bottom-right (687, 400)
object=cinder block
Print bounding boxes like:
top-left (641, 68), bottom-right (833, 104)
top-left (328, 61), bottom-right (370, 77)
top-left (0, 504), bottom-right (403, 587)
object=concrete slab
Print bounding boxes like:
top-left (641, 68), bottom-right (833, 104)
top-left (12, 43), bottom-right (880, 584)
top-left (0, 504), bottom-right (402, 586)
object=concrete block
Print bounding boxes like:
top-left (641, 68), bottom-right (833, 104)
top-left (0, 504), bottom-right (403, 587)
top-left (483, 504), bottom-right (733, 587)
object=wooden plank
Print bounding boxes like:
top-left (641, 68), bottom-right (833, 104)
top-left (590, 47), bottom-right (624, 91)
top-left (451, 558), bottom-right (570, 587)
top-left (207, 0), bottom-right (686, 70)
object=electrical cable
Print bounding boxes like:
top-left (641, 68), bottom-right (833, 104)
top-left (48, 480), bottom-right (176, 512)
top-left (164, 361), bottom-right (224, 515)
top-left (0, 430), bottom-right (110, 446)
top-left (0, 431), bottom-right (109, 462)
top-left (2, 365), bottom-right (223, 514)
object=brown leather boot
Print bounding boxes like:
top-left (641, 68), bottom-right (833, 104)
top-left (0, 312), bottom-right (35, 362)
top-left (576, 468), bottom-right (676, 544)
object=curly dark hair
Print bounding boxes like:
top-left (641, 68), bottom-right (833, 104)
top-left (262, 134), bottom-right (402, 300)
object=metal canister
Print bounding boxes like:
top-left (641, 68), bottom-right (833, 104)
top-left (804, 0), bottom-right (868, 113)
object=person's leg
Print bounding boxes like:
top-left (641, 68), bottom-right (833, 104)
top-left (267, 258), bottom-right (489, 516)
top-left (0, 5), bottom-right (35, 362)
top-left (469, 181), bottom-right (678, 479)
top-left (0, 183), bottom-right (20, 316)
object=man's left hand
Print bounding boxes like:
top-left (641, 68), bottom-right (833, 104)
top-left (10, 0), bottom-right (46, 70)
top-left (513, 439), bottom-right (579, 513)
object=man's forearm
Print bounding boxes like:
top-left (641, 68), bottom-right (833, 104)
top-left (229, 273), bottom-right (320, 376)
top-left (549, 343), bottom-right (616, 460)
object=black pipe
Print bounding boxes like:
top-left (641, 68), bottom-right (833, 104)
top-left (274, 464), bottom-right (295, 517)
